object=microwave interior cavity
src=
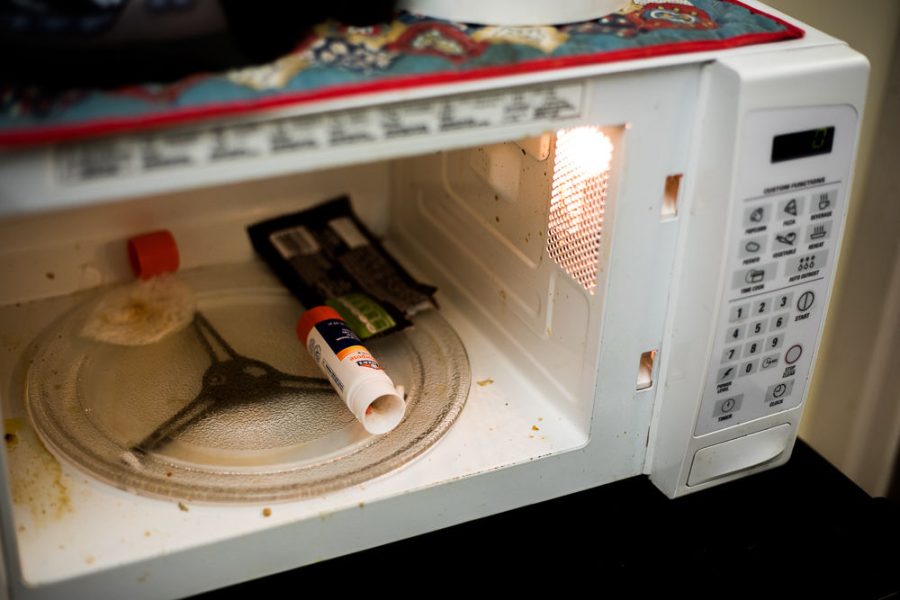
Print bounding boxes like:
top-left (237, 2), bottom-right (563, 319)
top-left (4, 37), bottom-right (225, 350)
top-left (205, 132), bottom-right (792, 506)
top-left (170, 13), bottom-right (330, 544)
top-left (0, 123), bottom-right (645, 513)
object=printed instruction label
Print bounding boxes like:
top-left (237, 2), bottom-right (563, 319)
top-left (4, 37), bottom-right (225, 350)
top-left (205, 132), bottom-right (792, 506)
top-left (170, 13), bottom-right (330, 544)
top-left (55, 82), bottom-right (584, 184)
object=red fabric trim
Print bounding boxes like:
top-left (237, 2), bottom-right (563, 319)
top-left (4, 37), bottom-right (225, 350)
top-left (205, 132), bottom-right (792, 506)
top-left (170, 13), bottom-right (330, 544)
top-left (727, 0), bottom-right (804, 38)
top-left (0, 1), bottom-right (804, 148)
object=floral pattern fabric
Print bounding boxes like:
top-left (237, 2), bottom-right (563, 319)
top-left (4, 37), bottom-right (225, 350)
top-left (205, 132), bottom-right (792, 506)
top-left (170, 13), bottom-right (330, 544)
top-left (0, 0), bottom-right (801, 146)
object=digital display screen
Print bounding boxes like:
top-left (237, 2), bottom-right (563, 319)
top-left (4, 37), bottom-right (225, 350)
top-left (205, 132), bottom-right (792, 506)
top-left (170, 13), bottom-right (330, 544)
top-left (771, 127), bottom-right (835, 163)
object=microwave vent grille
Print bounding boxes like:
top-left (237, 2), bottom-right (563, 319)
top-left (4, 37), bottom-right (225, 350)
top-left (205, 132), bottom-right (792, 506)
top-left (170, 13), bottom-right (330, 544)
top-left (547, 126), bottom-right (612, 294)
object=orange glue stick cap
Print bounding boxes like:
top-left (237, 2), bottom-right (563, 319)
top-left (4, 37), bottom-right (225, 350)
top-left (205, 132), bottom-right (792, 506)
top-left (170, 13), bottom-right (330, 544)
top-left (127, 230), bottom-right (180, 280)
top-left (297, 305), bottom-right (344, 343)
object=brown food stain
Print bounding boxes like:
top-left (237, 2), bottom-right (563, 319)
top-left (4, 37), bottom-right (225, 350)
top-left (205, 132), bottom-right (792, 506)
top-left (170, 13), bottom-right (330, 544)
top-left (262, 508), bottom-right (272, 517)
top-left (178, 502), bottom-right (189, 512)
top-left (357, 502), bottom-right (364, 509)
top-left (45, 272), bottom-right (55, 280)
top-left (5, 418), bottom-right (73, 524)
top-left (532, 425), bottom-right (540, 431)
top-left (84, 555), bottom-right (95, 565)
top-left (144, 531), bottom-right (152, 537)
top-left (476, 378), bottom-right (494, 387)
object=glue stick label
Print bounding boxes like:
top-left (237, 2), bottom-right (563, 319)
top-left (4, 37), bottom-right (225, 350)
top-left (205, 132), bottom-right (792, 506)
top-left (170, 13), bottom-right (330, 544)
top-left (299, 305), bottom-right (404, 434)
top-left (314, 319), bottom-right (383, 370)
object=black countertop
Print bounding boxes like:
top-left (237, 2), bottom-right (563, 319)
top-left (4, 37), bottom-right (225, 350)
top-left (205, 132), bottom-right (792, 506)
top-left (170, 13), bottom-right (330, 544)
top-left (197, 441), bottom-right (899, 598)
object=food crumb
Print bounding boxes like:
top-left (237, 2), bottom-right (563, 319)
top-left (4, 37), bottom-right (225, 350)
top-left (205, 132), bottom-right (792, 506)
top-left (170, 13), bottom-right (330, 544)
top-left (262, 508), bottom-right (272, 517)
top-left (476, 378), bottom-right (494, 387)
top-left (144, 531), bottom-right (151, 537)
top-left (357, 502), bottom-right (365, 509)
top-left (538, 417), bottom-right (543, 422)
top-left (17, 525), bottom-right (25, 533)
top-left (532, 425), bottom-right (540, 431)
top-left (165, 472), bottom-right (172, 478)
top-left (85, 555), bottom-right (95, 565)
top-left (177, 502), bottom-right (189, 512)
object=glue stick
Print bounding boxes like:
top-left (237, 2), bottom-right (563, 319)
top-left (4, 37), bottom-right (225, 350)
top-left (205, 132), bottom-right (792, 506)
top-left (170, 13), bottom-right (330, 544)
top-left (297, 306), bottom-right (405, 434)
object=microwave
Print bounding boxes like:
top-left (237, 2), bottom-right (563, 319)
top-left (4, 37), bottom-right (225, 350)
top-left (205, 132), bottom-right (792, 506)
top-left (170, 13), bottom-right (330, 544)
top-left (0, 5), bottom-right (868, 598)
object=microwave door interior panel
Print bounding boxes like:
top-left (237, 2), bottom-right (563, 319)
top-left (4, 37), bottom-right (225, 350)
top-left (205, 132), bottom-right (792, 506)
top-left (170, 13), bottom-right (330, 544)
top-left (0, 16), bottom-right (867, 600)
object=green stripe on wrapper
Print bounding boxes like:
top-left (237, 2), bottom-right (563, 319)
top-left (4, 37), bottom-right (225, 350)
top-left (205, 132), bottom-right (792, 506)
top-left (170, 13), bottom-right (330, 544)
top-left (327, 293), bottom-right (397, 340)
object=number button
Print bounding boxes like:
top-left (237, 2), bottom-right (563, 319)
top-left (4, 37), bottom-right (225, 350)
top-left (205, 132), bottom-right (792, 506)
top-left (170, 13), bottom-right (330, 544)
top-left (766, 334), bottom-right (784, 351)
top-left (725, 324), bottom-right (746, 342)
top-left (748, 318), bottom-right (767, 337)
top-left (774, 293), bottom-right (793, 311)
top-left (738, 359), bottom-right (759, 377)
top-left (729, 303), bottom-right (750, 323)
top-left (753, 299), bottom-right (771, 316)
top-left (722, 346), bottom-right (740, 364)
top-left (770, 313), bottom-right (789, 331)
top-left (744, 340), bottom-right (761, 357)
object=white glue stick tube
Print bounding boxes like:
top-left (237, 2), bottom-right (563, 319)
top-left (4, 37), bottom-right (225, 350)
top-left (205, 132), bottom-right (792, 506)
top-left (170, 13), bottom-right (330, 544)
top-left (297, 306), bottom-right (405, 434)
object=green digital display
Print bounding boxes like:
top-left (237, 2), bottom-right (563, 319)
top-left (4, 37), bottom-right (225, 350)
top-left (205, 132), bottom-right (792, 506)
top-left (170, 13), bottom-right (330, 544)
top-left (771, 127), bottom-right (835, 163)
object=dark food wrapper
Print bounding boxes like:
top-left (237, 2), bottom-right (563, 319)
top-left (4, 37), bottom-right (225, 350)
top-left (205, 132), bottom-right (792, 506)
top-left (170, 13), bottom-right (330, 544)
top-left (247, 196), bottom-right (436, 339)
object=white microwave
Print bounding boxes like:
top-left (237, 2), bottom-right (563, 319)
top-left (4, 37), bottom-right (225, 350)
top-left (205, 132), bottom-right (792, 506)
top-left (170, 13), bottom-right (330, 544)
top-left (0, 6), bottom-right (868, 599)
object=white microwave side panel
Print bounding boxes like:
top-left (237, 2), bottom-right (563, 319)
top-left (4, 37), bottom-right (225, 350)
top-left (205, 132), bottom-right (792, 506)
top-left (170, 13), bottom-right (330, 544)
top-left (649, 44), bottom-right (869, 497)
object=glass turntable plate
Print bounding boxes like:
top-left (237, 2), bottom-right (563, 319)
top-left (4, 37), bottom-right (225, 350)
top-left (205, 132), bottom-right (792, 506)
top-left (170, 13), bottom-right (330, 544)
top-left (25, 268), bottom-right (469, 503)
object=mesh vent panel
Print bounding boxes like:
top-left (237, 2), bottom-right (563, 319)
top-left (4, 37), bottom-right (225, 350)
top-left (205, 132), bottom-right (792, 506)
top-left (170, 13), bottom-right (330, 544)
top-left (547, 127), bottom-right (613, 294)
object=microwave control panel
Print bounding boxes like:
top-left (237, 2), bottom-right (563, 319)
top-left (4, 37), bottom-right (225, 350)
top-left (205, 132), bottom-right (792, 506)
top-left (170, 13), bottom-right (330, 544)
top-left (694, 106), bottom-right (857, 436)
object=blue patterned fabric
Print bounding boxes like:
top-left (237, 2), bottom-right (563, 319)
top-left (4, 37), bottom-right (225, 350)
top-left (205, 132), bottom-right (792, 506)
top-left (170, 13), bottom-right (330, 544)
top-left (0, 1), bottom-right (799, 144)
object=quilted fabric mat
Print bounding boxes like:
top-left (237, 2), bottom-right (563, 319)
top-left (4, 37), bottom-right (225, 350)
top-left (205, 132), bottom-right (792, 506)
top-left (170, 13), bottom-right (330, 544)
top-left (0, 0), bottom-right (802, 146)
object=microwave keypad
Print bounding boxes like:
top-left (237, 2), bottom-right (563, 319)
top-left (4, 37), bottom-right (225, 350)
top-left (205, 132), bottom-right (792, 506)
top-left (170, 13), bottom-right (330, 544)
top-left (695, 182), bottom-right (843, 436)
